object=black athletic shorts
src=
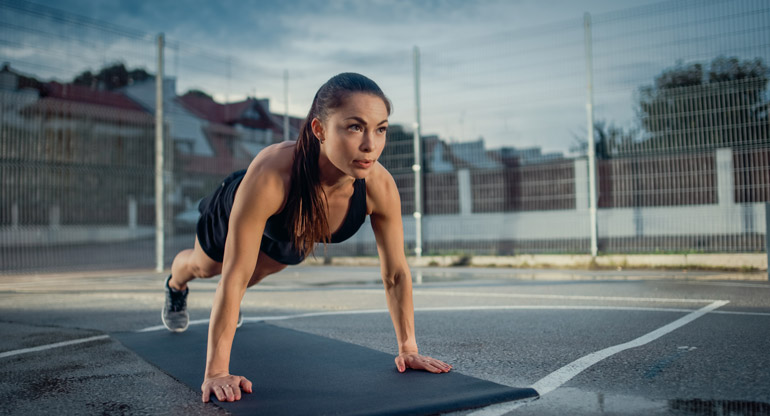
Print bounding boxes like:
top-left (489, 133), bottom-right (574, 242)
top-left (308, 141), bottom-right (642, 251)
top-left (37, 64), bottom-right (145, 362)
top-left (196, 170), bottom-right (246, 263)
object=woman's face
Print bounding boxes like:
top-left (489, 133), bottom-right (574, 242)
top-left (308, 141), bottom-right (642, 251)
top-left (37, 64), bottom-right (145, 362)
top-left (313, 92), bottom-right (389, 180)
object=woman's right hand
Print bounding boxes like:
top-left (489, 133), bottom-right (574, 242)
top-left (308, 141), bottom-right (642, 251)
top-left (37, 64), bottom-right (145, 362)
top-left (201, 373), bottom-right (253, 403)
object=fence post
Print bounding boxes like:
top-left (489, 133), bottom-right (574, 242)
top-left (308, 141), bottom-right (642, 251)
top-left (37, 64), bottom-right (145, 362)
top-left (458, 169), bottom-right (472, 215)
top-left (283, 69), bottom-right (289, 142)
top-left (573, 158), bottom-right (589, 211)
top-left (584, 13), bottom-right (599, 257)
top-left (11, 202), bottom-right (19, 228)
top-left (49, 204), bottom-right (60, 228)
top-left (412, 46), bottom-right (423, 259)
top-left (128, 196), bottom-right (137, 230)
top-left (716, 148), bottom-right (735, 207)
top-left (155, 33), bottom-right (165, 273)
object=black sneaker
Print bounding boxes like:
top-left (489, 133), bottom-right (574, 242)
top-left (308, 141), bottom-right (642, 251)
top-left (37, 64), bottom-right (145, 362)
top-left (162, 275), bottom-right (189, 332)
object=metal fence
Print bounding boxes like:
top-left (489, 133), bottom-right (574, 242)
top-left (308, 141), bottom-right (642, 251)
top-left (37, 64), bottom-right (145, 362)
top-left (1, 0), bottom-right (768, 274)
top-left (371, 0), bottom-right (770, 257)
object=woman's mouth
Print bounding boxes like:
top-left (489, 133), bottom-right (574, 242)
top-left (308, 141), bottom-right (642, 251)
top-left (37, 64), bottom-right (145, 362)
top-left (353, 159), bottom-right (373, 169)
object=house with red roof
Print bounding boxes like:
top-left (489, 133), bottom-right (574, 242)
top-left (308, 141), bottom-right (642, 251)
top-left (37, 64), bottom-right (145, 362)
top-left (121, 77), bottom-right (303, 214)
top-left (2, 64), bottom-right (305, 232)
top-left (21, 80), bottom-right (155, 167)
top-left (1, 64), bottom-right (156, 233)
top-left (176, 91), bottom-right (302, 176)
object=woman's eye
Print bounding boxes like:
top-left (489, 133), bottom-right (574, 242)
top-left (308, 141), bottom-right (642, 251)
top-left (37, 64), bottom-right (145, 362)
top-left (378, 127), bottom-right (388, 134)
top-left (348, 124), bottom-right (362, 132)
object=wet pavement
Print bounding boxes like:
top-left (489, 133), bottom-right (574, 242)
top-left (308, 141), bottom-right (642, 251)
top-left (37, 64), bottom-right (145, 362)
top-left (0, 266), bottom-right (769, 415)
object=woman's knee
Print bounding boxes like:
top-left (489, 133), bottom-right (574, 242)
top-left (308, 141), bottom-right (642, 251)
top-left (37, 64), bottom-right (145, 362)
top-left (190, 260), bottom-right (222, 278)
top-left (189, 248), bottom-right (222, 278)
top-left (190, 236), bottom-right (222, 278)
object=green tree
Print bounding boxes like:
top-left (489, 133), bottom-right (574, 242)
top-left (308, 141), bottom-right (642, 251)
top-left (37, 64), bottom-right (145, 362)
top-left (570, 120), bottom-right (639, 159)
top-left (73, 63), bottom-right (152, 90)
top-left (636, 56), bottom-right (769, 152)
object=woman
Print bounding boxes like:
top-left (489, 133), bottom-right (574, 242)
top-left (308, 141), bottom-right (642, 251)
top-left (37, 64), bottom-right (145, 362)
top-left (162, 73), bottom-right (452, 403)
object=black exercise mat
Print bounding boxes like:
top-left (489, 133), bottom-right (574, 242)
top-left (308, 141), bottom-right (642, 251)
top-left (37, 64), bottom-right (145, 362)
top-left (114, 322), bottom-right (537, 416)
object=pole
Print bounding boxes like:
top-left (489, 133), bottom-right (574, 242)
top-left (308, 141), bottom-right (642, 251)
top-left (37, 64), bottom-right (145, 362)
top-left (155, 33), bottom-right (165, 272)
top-left (283, 69), bottom-right (290, 142)
top-left (584, 13), bottom-right (598, 258)
top-left (766, 202), bottom-right (769, 281)
top-left (412, 46), bottom-right (423, 259)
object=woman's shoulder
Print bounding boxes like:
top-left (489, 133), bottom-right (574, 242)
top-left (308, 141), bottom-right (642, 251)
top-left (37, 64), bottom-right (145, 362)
top-left (247, 141), bottom-right (295, 178)
top-left (254, 141), bottom-right (295, 167)
top-left (241, 141), bottom-right (295, 195)
top-left (364, 162), bottom-right (400, 215)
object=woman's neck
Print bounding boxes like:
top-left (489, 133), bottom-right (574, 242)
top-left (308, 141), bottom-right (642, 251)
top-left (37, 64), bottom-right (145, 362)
top-left (317, 152), bottom-right (355, 194)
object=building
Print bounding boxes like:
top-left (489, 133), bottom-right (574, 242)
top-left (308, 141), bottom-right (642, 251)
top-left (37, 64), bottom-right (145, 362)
top-left (122, 78), bottom-right (303, 211)
top-left (3, 68), bottom-right (156, 228)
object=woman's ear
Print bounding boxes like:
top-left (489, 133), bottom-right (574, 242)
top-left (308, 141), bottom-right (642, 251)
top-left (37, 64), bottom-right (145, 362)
top-left (311, 118), bottom-right (325, 144)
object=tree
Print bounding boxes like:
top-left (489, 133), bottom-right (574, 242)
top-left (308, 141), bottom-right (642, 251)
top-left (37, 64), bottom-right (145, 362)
top-left (636, 56), bottom-right (769, 152)
top-left (570, 120), bottom-right (639, 159)
top-left (183, 89), bottom-right (213, 100)
top-left (73, 63), bottom-right (152, 90)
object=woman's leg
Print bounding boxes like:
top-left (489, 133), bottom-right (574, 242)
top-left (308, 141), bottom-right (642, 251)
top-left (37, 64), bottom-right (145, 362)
top-left (169, 235), bottom-right (223, 291)
top-left (247, 250), bottom-right (288, 287)
top-left (163, 236), bottom-right (222, 332)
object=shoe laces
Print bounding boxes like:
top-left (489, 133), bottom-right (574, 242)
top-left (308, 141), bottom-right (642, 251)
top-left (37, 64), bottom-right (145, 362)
top-left (167, 288), bottom-right (187, 312)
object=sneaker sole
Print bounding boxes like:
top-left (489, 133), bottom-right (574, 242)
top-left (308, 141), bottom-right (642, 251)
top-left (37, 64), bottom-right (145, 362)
top-left (161, 307), bottom-right (189, 333)
top-left (163, 275), bottom-right (189, 333)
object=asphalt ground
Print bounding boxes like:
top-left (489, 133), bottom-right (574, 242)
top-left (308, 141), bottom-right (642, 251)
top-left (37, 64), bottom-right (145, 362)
top-left (1, 266), bottom-right (769, 415)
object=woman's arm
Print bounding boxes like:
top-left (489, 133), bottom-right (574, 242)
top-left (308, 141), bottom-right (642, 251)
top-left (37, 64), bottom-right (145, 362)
top-left (369, 167), bottom-right (451, 374)
top-left (202, 162), bottom-right (286, 402)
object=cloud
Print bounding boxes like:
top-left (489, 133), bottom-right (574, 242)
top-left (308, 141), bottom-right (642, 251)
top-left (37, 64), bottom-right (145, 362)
top-left (12, 0), bottom-right (761, 154)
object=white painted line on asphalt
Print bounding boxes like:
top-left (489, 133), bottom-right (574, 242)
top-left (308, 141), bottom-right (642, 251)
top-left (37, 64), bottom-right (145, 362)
top-left (530, 300), bottom-right (728, 395)
top-left (711, 310), bottom-right (770, 317)
top-left (135, 305), bottom-right (708, 333)
top-left (467, 299), bottom-right (730, 416)
top-left (138, 318), bottom-right (211, 332)
top-left (0, 335), bottom-right (109, 359)
top-left (7, 304), bottom-right (760, 362)
top-left (411, 289), bottom-right (722, 303)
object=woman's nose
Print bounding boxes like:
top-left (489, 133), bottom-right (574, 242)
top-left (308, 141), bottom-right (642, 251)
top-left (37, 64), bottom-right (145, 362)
top-left (360, 132), bottom-right (373, 152)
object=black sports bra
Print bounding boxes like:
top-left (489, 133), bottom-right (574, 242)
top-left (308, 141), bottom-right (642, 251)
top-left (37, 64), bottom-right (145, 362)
top-left (212, 170), bottom-right (366, 265)
top-left (260, 177), bottom-right (367, 265)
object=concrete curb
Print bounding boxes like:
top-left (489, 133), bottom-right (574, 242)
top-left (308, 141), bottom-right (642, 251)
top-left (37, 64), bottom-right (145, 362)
top-left (302, 253), bottom-right (768, 272)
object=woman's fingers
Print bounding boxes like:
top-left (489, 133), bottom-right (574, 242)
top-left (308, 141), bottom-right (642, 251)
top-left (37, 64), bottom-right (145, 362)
top-left (239, 376), bottom-right (253, 394)
top-left (201, 386), bottom-right (211, 403)
top-left (201, 375), bottom-right (253, 403)
top-left (223, 384), bottom-right (237, 401)
top-left (215, 385), bottom-right (227, 402)
top-left (421, 360), bottom-right (444, 373)
top-left (397, 353), bottom-right (452, 373)
top-left (419, 356), bottom-right (450, 372)
top-left (433, 358), bottom-right (452, 372)
top-left (422, 356), bottom-right (452, 372)
top-left (394, 355), bottom-right (406, 372)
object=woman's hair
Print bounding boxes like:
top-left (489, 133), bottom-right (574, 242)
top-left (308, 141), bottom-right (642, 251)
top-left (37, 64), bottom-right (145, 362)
top-left (285, 72), bottom-right (391, 258)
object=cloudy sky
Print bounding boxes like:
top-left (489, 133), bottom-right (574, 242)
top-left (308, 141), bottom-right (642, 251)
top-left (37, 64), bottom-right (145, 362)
top-left (2, 0), bottom-right (766, 154)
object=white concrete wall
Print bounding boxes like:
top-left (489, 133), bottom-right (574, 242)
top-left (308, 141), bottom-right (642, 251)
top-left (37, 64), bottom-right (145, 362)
top-left (335, 147), bottom-right (765, 250)
top-left (338, 202), bottom-right (765, 248)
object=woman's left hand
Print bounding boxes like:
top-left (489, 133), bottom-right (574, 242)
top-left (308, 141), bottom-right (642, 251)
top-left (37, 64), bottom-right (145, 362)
top-left (395, 353), bottom-right (452, 373)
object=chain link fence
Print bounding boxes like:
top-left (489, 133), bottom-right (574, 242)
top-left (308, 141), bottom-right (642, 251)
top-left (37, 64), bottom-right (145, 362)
top-left (1, 0), bottom-right (768, 274)
top-left (364, 0), bottom-right (770, 257)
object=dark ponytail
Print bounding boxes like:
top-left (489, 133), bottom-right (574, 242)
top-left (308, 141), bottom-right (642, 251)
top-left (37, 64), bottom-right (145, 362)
top-left (285, 73), bottom-right (391, 258)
